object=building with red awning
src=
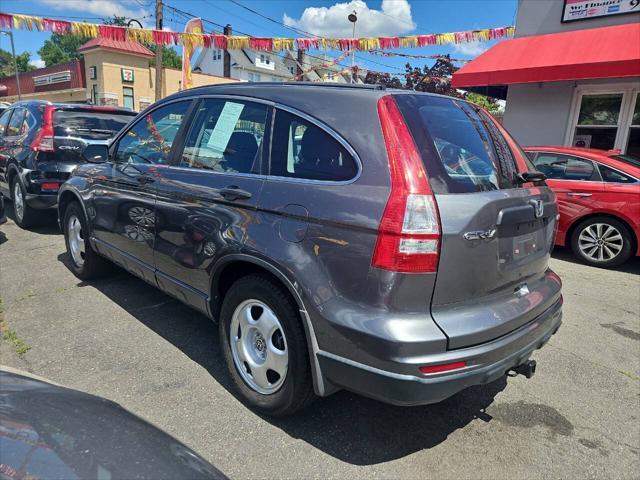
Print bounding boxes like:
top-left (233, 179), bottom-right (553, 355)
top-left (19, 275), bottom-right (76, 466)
top-left (452, 0), bottom-right (640, 157)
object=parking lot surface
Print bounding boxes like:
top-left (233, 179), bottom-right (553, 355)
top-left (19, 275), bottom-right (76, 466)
top-left (1, 208), bottom-right (639, 479)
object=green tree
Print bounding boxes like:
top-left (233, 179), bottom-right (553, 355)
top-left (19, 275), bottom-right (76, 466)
top-left (38, 34), bottom-right (89, 67)
top-left (38, 14), bottom-right (182, 69)
top-left (0, 49), bottom-right (37, 77)
top-left (465, 92), bottom-right (503, 115)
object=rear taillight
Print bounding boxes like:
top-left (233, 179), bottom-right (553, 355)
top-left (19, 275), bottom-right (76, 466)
top-left (40, 182), bottom-right (60, 191)
top-left (31, 105), bottom-right (55, 152)
top-left (372, 95), bottom-right (441, 273)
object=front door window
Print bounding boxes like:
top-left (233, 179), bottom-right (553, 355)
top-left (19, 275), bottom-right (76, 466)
top-left (573, 93), bottom-right (623, 150)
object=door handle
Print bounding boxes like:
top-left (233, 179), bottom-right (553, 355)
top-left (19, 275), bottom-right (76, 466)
top-left (567, 192), bottom-right (591, 197)
top-left (220, 186), bottom-right (252, 200)
top-left (136, 175), bottom-right (155, 185)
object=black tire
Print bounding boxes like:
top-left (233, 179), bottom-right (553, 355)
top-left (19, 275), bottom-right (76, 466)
top-left (10, 177), bottom-right (40, 229)
top-left (219, 274), bottom-right (315, 416)
top-left (63, 202), bottom-right (111, 280)
top-left (570, 216), bottom-right (633, 268)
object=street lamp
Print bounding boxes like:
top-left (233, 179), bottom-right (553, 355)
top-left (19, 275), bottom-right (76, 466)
top-left (127, 19), bottom-right (143, 29)
top-left (0, 30), bottom-right (21, 100)
top-left (348, 11), bottom-right (357, 84)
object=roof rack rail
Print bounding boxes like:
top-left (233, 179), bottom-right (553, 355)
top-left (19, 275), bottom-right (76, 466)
top-left (199, 82), bottom-right (386, 91)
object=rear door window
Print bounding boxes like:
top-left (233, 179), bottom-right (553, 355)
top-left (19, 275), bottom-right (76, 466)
top-left (395, 95), bottom-right (519, 193)
top-left (270, 109), bottom-right (357, 181)
top-left (6, 108), bottom-right (25, 137)
top-left (0, 109), bottom-right (12, 136)
top-left (533, 153), bottom-right (598, 181)
top-left (54, 109), bottom-right (135, 140)
top-left (180, 99), bottom-right (268, 174)
top-left (598, 164), bottom-right (637, 183)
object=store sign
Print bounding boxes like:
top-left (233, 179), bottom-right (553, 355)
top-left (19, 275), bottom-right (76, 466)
top-left (121, 68), bottom-right (134, 82)
top-left (562, 0), bottom-right (640, 22)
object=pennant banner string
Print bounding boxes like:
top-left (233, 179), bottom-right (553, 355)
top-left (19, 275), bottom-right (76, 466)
top-left (0, 11), bottom-right (515, 51)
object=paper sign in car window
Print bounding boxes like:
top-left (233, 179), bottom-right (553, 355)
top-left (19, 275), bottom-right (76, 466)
top-left (207, 102), bottom-right (245, 154)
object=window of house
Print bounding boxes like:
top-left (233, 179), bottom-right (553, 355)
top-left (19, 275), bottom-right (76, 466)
top-left (247, 73), bottom-right (261, 82)
top-left (572, 93), bottom-right (623, 150)
top-left (0, 109), bottom-right (12, 136)
top-left (89, 66), bottom-right (97, 80)
top-left (327, 72), bottom-right (335, 81)
top-left (288, 66), bottom-right (295, 74)
top-left (270, 109), bottom-right (357, 181)
top-left (180, 99), bottom-right (268, 174)
top-left (115, 101), bottom-right (190, 165)
top-left (123, 87), bottom-right (134, 110)
top-left (533, 153), bottom-right (597, 181)
top-left (6, 108), bottom-right (25, 136)
top-left (626, 94), bottom-right (640, 159)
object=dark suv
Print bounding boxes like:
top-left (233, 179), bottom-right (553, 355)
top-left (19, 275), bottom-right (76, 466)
top-left (58, 84), bottom-right (562, 415)
top-left (0, 101), bottom-right (136, 228)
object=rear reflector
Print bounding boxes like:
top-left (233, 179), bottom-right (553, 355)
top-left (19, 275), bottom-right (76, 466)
top-left (419, 361), bottom-right (467, 374)
top-left (372, 95), bottom-right (442, 273)
top-left (40, 182), bottom-right (59, 191)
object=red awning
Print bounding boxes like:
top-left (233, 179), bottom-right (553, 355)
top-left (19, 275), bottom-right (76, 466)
top-left (452, 23), bottom-right (640, 88)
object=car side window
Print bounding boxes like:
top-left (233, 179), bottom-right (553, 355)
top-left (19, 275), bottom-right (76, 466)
top-left (20, 110), bottom-right (37, 136)
top-left (598, 164), bottom-right (637, 184)
top-left (0, 109), bottom-right (12, 136)
top-left (180, 99), bottom-right (268, 174)
top-left (115, 101), bottom-right (190, 164)
top-left (270, 109), bottom-right (357, 181)
top-left (533, 153), bottom-right (597, 181)
top-left (6, 108), bottom-right (25, 137)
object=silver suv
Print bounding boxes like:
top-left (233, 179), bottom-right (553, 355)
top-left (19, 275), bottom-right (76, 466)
top-left (58, 83), bottom-right (562, 416)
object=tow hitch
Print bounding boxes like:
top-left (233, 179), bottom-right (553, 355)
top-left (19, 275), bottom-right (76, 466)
top-left (508, 360), bottom-right (537, 379)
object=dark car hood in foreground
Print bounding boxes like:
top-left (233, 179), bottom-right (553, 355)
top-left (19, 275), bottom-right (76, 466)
top-left (0, 369), bottom-right (227, 480)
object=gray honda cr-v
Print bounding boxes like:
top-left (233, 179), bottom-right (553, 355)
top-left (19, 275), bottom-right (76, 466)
top-left (58, 83), bottom-right (562, 416)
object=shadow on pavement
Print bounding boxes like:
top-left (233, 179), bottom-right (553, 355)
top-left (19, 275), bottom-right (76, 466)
top-left (3, 199), bottom-right (61, 236)
top-left (551, 246), bottom-right (640, 274)
top-left (57, 253), bottom-right (507, 465)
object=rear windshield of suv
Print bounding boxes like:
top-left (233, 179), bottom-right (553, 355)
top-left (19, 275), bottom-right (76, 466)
top-left (54, 109), bottom-right (136, 140)
top-left (395, 94), bottom-right (519, 194)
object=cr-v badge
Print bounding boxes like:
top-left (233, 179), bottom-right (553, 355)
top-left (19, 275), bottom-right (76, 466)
top-left (463, 228), bottom-right (497, 241)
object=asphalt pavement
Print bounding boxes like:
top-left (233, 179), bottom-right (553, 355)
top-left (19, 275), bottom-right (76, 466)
top-left (1, 206), bottom-right (639, 479)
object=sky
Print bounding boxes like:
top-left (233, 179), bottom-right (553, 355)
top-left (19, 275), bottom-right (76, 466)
top-left (0, 0), bottom-right (518, 75)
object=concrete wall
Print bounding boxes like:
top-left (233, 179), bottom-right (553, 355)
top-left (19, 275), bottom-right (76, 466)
top-left (503, 82), bottom-right (575, 146)
top-left (515, 0), bottom-right (640, 37)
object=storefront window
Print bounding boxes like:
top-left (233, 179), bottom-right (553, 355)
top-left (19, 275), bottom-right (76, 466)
top-left (123, 87), bottom-right (134, 110)
top-left (573, 93), bottom-right (623, 150)
top-left (626, 95), bottom-right (640, 159)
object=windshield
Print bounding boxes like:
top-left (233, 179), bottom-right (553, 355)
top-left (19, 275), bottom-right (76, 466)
top-left (54, 110), bottom-right (135, 140)
top-left (611, 154), bottom-right (640, 168)
top-left (395, 94), bottom-right (520, 194)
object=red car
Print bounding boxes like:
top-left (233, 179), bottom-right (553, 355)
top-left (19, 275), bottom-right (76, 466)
top-left (525, 146), bottom-right (639, 268)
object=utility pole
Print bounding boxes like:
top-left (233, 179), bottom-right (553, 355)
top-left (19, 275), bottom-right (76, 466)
top-left (154, 0), bottom-right (163, 101)
top-left (0, 31), bottom-right (21, 100)
top-left (296, 48), bottom-right (304, 81)
top-left (348, 11), bottom-right (358, 84)
top-left (223, 24), bottom-right (232, 78)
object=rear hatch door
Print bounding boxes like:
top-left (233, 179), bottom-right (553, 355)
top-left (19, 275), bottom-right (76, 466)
top-left (396, 94), bottom-right (561, 349)
top-left (52, 107), bottom-right (136, 175)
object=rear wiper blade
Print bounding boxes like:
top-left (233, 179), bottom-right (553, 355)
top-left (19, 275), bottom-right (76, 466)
top-left (74, 128), bottom-right (115, 134)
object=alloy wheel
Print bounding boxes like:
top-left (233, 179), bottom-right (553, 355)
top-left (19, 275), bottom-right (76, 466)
top-left (229, 299), bottom-right (288, 394)
top-left (13, 182), bottom-right (24, 222)
top-left (578, 223), bottom-right (623, 262)
top-left (67, 215), bottom-right (86, 267)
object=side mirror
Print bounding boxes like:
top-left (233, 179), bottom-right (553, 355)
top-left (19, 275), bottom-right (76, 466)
top-left (518, 171), bottom-right (546, 183)
top-left (83, 144), bottom-right (109, 163)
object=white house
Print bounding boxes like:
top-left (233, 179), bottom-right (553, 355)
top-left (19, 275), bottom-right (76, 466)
top-left (194, 47), bottom-right (368, 84)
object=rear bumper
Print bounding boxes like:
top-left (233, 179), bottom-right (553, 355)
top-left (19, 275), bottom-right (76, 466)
top-left (317, 297), bottom-right (562, 406)
top-left (25, 193), bottom-right (58, 210)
